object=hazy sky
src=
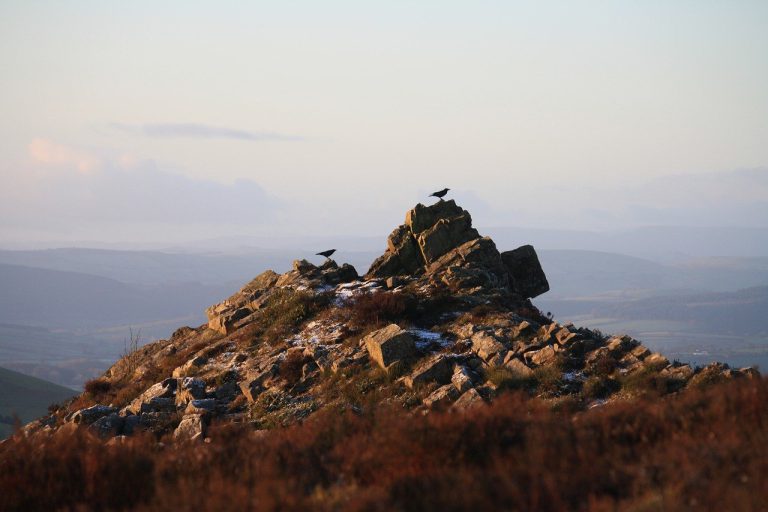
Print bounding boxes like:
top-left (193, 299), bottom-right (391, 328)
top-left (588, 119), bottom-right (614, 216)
top-left (1, 1), bottom-right (767, 246)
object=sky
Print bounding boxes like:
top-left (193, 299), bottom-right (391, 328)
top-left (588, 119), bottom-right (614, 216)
top-left (1, 1), bottom-right (767, 247)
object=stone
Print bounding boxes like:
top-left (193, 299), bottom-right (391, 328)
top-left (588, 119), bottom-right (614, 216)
top-left (174, 414), bottom-right (207, 440)
top-left (127, 378), bottom-right (177, 414)
top-left (471, 331), bottom-right (506, 361)
top-left (524, 345), bottom-right (558, 366)
top-left (416, 214), bottom-right (479, 264)
top-left (239, 378), bottom-right (266, 403)
top-left (662, 364), bottom-right (694, 382)
top-left (88, 413), bottom-right (124, 437)
top-left (176, 377), bottom-right (207, 405)
top-left (387, 225), bottom-right (424, 274)
top-left (70, 405), bottom-right (117, 425)
top-left (139, 397), bottom-right (177, 414)
top-left (429, 238), bottom-right (509, 289)
top-left (422, 384), bottom-right (460, 409)
top-left (504, 357), bottom-right (534, 378)
top-left (644, 353), bottom-right (670, 368)
top-left (364, 324), bottom-right (417, 369)
top-left (185, 399), bottom-right (217, 414)
top-left (122, 415), bottom-right (142, 436)
top-left (214, 380), bottom-right (243, 402)
top-left (405, 355), bottom-right (454, 388)
top-left (405, 200), bottom-right (467, 234)
top-left (554, 327), bottom-right (578, 346)
top-left (451, 366), bottom-right (474, 393)
top-left (500, 245), bottom-right (549, 298)
top-left (172, 356), bottom-right (208, 378)
top-left (630, 345), bottom-right (651, 360)
top-left (451, 388), bottom-right (485, 410)
top-left (606, 335), bottom-right (638, 357)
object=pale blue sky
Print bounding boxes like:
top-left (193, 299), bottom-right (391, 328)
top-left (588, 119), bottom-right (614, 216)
top-left (1, 1), bottom-right (767, 245)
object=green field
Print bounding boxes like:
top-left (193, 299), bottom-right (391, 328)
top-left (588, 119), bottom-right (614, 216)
top-left (0, 366), bottom-right (77, 439)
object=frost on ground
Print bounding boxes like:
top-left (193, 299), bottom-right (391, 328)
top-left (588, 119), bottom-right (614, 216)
top-left (408, 328), bottom-right (454, 351)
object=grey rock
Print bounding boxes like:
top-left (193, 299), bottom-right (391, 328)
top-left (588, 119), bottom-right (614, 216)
top-left (500, 245), bottom-right (549, 298)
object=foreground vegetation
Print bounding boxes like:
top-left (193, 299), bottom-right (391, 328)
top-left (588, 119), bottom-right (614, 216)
top-left (2, 376), bottom-right (766, 511)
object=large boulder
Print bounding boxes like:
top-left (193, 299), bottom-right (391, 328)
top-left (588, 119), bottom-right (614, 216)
top-left (404, 354), bottom-right (454, 388)
top-left (364, 324), bottom-right (417, 369)
top-left (500, 245), bottom-right (549, 298)
top-left (416, 214), bottom-right (479, 264)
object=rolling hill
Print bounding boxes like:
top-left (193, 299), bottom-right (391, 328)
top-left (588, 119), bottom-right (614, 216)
top-left (0, 366), bottom-right (76, 439)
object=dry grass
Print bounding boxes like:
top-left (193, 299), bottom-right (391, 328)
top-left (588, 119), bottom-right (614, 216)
top-left (3, 377), bottom-right (766, 511)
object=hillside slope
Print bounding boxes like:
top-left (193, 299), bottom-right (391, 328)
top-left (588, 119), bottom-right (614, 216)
top-left (0, 366), bottom-right (76, 438)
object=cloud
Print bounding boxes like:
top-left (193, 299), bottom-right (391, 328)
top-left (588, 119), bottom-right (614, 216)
top-left (27, 138), bottom-right (101, 173)
top-left (111, 123), bottom-right (304, 142)
top-left (5, 141), bottom-right (283, 233)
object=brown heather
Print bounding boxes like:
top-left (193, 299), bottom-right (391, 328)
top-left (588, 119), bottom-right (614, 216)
top-left (2, 376), bottom-right (766, 512)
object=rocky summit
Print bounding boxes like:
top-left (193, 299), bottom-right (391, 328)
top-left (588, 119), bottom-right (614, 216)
top-left (23, 201), bottom-right (759, 441)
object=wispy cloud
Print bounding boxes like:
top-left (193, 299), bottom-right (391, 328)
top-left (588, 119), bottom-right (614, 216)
top-left (27, 138), bottom-right (102, 173)
top-left (110, 123), bottom-right (304, 142)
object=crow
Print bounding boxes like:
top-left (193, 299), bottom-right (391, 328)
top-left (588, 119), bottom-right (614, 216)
top-left (430, 188), bottom-right (450, 200)
top-left (316, 249), bottom-right (336, 259)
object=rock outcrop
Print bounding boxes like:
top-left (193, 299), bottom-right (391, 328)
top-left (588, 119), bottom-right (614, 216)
top-left (367, 199), bottom-right (548, 298)
top-left (24, 199), bottom-right (757, 442)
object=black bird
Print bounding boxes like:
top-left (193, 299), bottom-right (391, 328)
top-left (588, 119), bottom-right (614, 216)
top-left (316, 249), bottom-right (336, 259)
top-left (430, 188), bottom-right (450, 201)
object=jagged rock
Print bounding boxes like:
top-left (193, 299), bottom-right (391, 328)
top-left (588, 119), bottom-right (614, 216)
top-left (172, 356), bottom-right (208, 378)
top-left (122, 415), bottom-right (142, 436)
top-left (644, 353), bottom-right (670, 368)
top-left (185, 399), bottom-right (217, 414)
top-left (406, 200), bottom-right (467, 234)
top-left (428, 237), bottom-right (510, 289)
top-left (176, 377), bottom-right (207, 405)
top-left (239, 379), bottom-right (266, 403)
top-left (504, 357), bottom-right (534, 378)
top-left (174, 414), bottom-right (207, 440)
top-left (364, 324), bottom-right (417, 370)
top-left (405, 355), bottom-right (454, 388)
top-left (70, 405), bottom-right (117, 425)
top-left (452, 366), bottom-right (474, 393)
top-left (662, 364), bottom-right (694, 382)
top-left (500, 245), bottom-right (549, 298)
top-left (89, 414), bottom-right (125, 437)
top-left (128, 378), bottom-right (178, 414)
top-left (524, 345), bottom-right (559, 366)
top-left (631, 345), bottom-right (651, 360)
top-left (451, 388), bottom-right (485, 410)
top-left (214, 379), bottom-right (243, 402)
top-left (606, 335), bottom-right (638, 357)
top-left (423, 384), bottom-right (460, 409)
top-left (138, 412), bottom-right (175, 430)
top-left (471, 331), bottom-right (507, 362)
top-left (276, 259), bottom-right (358, 288)
top-left (554, 327), bottom-right (579, 346)
top-left (139, 397), bottom-right (177, 414)
top-left (416, 214), bottom-right (479, 264)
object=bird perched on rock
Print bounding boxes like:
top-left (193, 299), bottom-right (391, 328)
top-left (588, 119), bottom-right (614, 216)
top-left (316, 249), bottom-right (336, 259)
top-left (430, 188), bottom-right (450, 201)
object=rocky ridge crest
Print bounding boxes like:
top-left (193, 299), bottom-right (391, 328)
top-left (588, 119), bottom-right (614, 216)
top-left (23, 201), bottom-right (759, 441)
